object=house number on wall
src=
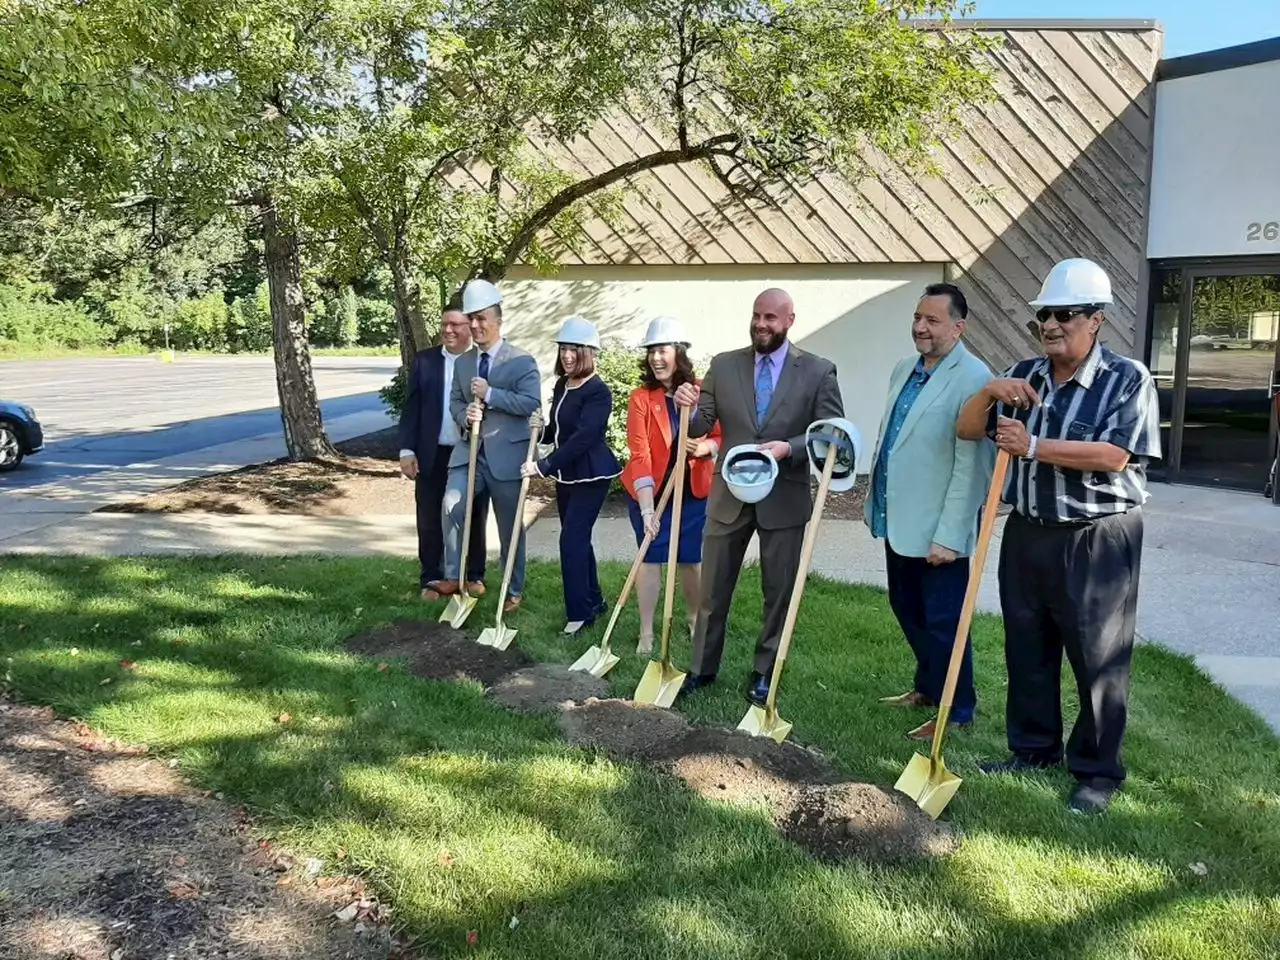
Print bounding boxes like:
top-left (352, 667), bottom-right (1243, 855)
top-left (1246, 221), bottom-right (1280, 242)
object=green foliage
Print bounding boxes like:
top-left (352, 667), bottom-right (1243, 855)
top-left (335, 287), bottom-right (359, 348)
top-left (0, 280), bottom-right (106, 353)
top-left (379, 366), bottom-right (409, 424)
top-left (595, 338), bottom-right (644, 466)
top-left (356, 298), bottom-right (398, 348)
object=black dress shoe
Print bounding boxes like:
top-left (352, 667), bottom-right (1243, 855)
top-left (680, 673), bottom-right (716, 696)
top-left (979, 755), bottom-right (1060, 776)
top-left (745, 672), bottom-right (770, 706)
top-left (1069, 779), bottom-right (1118, 815)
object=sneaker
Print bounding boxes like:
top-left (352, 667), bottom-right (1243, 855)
top-left (1068, 779), bottom-right (1117, 815)
top-left (978, 755), bottom-right (1060, 776)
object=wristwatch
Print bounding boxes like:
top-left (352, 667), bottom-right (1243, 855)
top-left (1024, 435), bottom-right (1038, 461)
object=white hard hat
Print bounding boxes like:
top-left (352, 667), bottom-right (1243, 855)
top-left (640, 316), bottom-right (690, 348)
top-left (1029, 258), bottom-right (1113, 308)
top-left (555, 315), bottom-right (601, 350)
top-left (805, 417), bottom-right (861, 493)
top-left (462, 278), bottom-right (502, 314)
top-left (721, 444), bottom-right (778, 503)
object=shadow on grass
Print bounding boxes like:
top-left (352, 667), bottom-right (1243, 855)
top-left (2, 556), bottom-right (1279, 959)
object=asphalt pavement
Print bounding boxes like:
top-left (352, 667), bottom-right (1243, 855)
top-left (0, 355), bottom-right (399, 490)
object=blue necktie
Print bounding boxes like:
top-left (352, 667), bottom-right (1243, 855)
top-left (755, 354), bottom-right (773, 424)
top-left (477, 351), bottom-right (490, 385)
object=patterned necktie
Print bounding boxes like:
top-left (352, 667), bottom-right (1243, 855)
top-left (755, 354), bottom-right (773, 424)
top-left (478, 351), bottom-right (490, 385)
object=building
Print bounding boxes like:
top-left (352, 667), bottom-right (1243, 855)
top-left (492, 19), bottom-right (1279, 505)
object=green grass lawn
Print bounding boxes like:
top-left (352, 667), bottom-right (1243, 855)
top-left (2, 556), bottom-right (1278, 959)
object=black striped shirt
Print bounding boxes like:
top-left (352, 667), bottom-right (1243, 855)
top-left (986, 343), bottom-right (1162, 523)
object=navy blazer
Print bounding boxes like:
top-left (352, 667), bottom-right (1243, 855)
top-left (398, 346), bottom-right (450, 463)
top-left (536, 374), bottom-right (622, 483)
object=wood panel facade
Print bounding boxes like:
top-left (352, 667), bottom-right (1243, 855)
top-left (513, 20), bottom-right (1162, 372)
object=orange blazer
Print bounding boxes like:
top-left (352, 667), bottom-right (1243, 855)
top-left (620, 382), bottom-right (721, 502)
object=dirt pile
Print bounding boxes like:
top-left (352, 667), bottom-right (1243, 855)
top-left (345, 618), bottom-right (532, 686)
top-left (486, 663), bottom-right (609, 714)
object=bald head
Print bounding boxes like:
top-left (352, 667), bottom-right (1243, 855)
top-left (750, 287), bottom-right (795, 354)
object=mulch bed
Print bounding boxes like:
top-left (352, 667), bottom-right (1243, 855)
top-left (0, 698), bottom-right (405, 960)
top-left (103, 426), bottom-right (866, 522)
top-left (342, 619), bottom-right (956, 865)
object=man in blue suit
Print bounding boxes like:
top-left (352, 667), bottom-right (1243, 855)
top-left (864, 282), bottom-right (995, 741)
top-left (399, 304), bottom-right (490, 600)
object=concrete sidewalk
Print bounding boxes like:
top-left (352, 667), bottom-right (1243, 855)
top-left (2, 478), bottom-right (1277, 734)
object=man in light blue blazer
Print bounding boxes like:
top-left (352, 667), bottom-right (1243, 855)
top-left (864, 282), bottom-right (995, 742)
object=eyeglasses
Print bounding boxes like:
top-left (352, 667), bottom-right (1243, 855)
top-left (1035, 305), bottom-right (1100, 324)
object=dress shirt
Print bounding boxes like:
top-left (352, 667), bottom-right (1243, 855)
top-left (869, 357), bottom-right (931, 538)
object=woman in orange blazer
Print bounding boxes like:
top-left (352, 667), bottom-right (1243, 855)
top-left (621, 317), bottom-right (721, 654)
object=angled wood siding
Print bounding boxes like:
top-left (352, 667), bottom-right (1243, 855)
top-left (516, 24), bottom-right (1160, 371)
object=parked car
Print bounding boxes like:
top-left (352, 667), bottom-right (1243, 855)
top-left (0, 400), bottom-right (44, 472)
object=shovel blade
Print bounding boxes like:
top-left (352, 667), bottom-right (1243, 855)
top-left (483, 625), bottom-right (517, 651)
top-left (893, 752), bottom-right (962, 820)
top-left (440, 594), bottom-right (477, 630)
top-left (569, 645), bottom-right (620, 678)
top-left (736, 704), bottom-right (793, 743)
top-left (633, 661), bottom-right (685, 708)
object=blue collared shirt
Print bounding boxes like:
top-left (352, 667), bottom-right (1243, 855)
top-left (870, 358), bottom-right (932, 538)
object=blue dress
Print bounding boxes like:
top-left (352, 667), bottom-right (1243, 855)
top-left (625, 395), bottom-right (708, 564)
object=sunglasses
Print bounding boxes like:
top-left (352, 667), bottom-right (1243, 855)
top-left (1035, 305), bottom-right (1101, 324)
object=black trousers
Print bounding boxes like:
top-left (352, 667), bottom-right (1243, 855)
top-left (997, 508), bottom-right (1144, 785)
top-left (415, 444), bottom-right (488, 587)
top-left (691, 505), bottom-right (805, 679)
top-left (556, 479), bottom-right (611, 621)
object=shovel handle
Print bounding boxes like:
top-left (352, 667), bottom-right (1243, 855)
top-left (598, 472), bottom-right (676, 652)
top-left (658, 405), bottom-right (691, 665)
top-left (763, 441), bottom-right (838, 711)
top-left (492, 421), bottom-right (541, 626)
top-left (930, 448), bottom-right (1010, 761)
top-left (456, 405), bottom-right (483, 600)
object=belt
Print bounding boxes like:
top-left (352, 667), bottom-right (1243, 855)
top-left (1014, 511), bottom-right (1096, 529)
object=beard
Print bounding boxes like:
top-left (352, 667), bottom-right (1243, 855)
top-left (751, 326), bottom-right (786, 354)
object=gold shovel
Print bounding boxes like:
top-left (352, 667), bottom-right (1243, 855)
top-left (895, 448), bottom-right (1010, 819)
top-left (440, 404), bottom-right (483, 630)
top-left (477, 421), bottom-right (541, 650)
top-left (633, 404), bottom-right (691, 707)
top-left (569, 473), bottom-right (676, 677)
top-left (737, 438), bottom-right (839, 743)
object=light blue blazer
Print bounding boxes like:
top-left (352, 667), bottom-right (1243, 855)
top-left (863, 340), bottom-right (996, 558)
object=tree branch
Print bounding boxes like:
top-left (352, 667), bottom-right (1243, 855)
top-left (493, 133), bottom-right (738, 275)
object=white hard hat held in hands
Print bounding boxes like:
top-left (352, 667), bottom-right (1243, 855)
top-left (722, 445), bottom-right (778, 503)
top-left (462, 278), bottom-right (502, 314)
top-left (1029, 258), bottom-right (1113, 308)
top-left (555, 315), bottom-right (601, 350)
top-left (640, 316), bottom-right (690, 348)
top-left (805, 417), bottom-right (861, 493)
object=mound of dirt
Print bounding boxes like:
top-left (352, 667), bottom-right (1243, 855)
top-left (345, 618), bottom-right (532, 687)
top-left (556, 699), bottom-right (956, 864)
top-left (486, 664), bottom-right (609, 714)
top-left (0, 700), bottom-right (393, 960)
top-left (782, 783), bottom-right (960, 863)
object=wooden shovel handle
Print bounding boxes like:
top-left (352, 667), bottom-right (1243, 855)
top-left (764, 442), bottom-right (837, 710)
top-left (658, 405), bottom-right (691, 664)
top-left (493, 422), bottom-right (541, 623)
top-left (931, 448), bottom-right (1010, 760)
top-left (598, 472), bottom-right (676, 651)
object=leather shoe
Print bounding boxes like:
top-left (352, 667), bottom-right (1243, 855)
top-left (424, 580), bottom-right (457, 598)
top-left (879, 690), bottom-right (936, 708)
top-left (679, 673), bottom-right (716, 696)
top-left (906, 715), bottom-right (973, 742)
top-left (979, 755), bottom-right (1060, 776)
top-left (1069, 779), bottom-right (1118, 815)
top-left (503, 595), bottom-right (522, 615)
top-left (746, 672), bottom-right (770, 706)
top-left (465, 580), bottom-right (486, 597)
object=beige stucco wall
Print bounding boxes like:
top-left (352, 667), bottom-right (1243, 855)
top-left (494, 263), bottom-right (945, 472)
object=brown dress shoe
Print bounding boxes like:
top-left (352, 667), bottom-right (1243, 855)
top-left (431, 580), bottom-right (459, 596)
top-left (465, 581), bottom-right (486, 597)
top-left (879, 690), bottom-right (936, 708)
top-left (907, 716), bottom-right (973, 742)
top-left (503, 595), bottom-right (522, 615)
top-left (420, 586), bottom-right (441, 601)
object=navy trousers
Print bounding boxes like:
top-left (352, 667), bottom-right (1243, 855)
top-left (556, 479), bottom-right (611, 621)
top-left (884, 543), bottom-right (976, 724)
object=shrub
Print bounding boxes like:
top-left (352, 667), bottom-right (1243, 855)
top-left (0, 281), bottom-right (105, 350)
top-left (379, 365), bottom-right (408, 423)
top-left (595, 337), bottom-right (644, 466)
top-left (356, 297), bottom-right (397, 347)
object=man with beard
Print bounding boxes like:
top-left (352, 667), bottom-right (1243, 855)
top-left (957, 258), bottom-right (1161, 815)
top-left (864, 282), bottom-right (994, 742)
top-left (399, 302), bottom-right (490, 600)
top-left (672, 287), bottom-right (844, 704)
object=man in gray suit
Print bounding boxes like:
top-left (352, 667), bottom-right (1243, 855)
top-left (443, 279), bottom-right (542, 613)
top-left (673, 287), bottom-right (844, 704)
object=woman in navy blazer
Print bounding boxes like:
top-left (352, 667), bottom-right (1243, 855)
top-left (521, 316), bottom-right (622, 634)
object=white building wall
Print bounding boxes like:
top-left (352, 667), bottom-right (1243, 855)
top-left (1148, 58), bottom-right (1280, 259)
top-left (496, 263), bottom-right (944, 472)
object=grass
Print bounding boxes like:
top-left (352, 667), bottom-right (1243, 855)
top-left (1, 555), bottom-right (1278, 959)
top-left (0, 345), bottom-right (399, 361)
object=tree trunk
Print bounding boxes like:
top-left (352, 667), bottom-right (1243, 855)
top-left (390, 250), bottom-right (432, 370)
top-left (261, 196), bottom-right (337, 461)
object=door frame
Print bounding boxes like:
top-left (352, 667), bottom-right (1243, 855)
top-left (1145, 255), bottom-right (1280, 495)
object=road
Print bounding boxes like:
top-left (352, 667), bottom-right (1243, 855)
top-left (0, 356), bottom-right (400, 490)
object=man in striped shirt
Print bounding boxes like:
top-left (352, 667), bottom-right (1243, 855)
top-left (957, 258), bottom-right (1161, 815)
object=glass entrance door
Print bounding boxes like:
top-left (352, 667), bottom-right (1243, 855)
top-left (1176, 273), bottom-right (1280, 492)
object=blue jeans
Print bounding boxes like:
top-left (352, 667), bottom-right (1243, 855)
top-left (884, 542), bottom-right (976, 724)
top-left (444, 458), bottom-right (526, 598)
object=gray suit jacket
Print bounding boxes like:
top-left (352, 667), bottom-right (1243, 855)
top-left (688, 343), bottom-right (844, 530)
top-left (448, 339), bottom-right (541, 482)
top-left (863, 340), bottom-right (995, 557)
